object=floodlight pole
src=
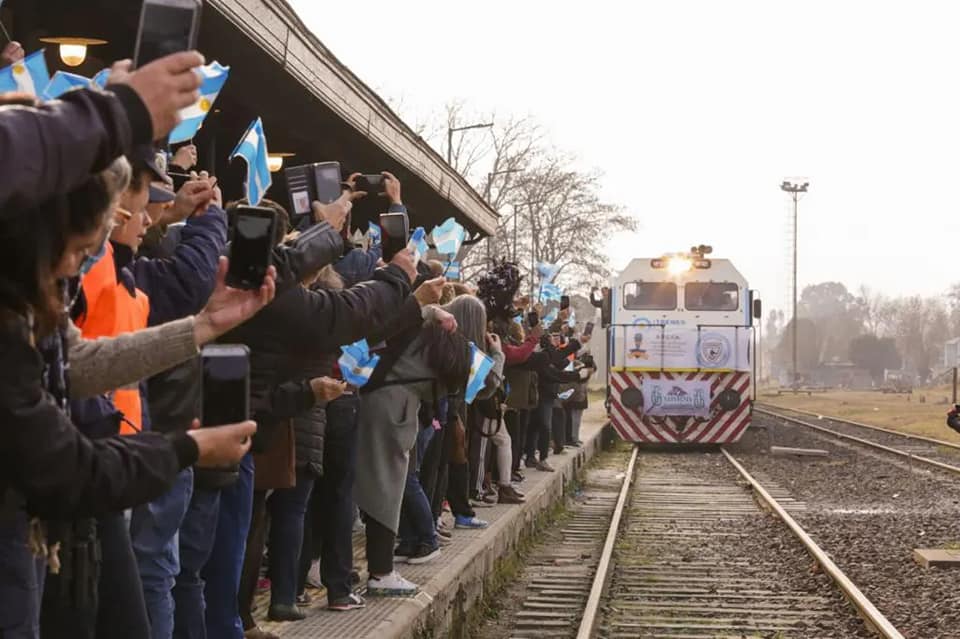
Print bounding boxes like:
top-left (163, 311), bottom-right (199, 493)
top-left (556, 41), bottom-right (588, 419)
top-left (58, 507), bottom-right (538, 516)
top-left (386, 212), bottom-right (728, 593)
top-left (780, 180), bottom-right (809, 389)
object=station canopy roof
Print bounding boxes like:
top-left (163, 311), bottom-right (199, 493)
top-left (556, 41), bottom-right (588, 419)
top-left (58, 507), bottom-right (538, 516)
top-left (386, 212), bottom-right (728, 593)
top-left (3, 0), bottom-right (498, 236)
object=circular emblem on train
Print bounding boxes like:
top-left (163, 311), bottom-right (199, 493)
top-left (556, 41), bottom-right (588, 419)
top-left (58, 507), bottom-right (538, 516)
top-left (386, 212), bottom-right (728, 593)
top-left (697, 332), bottom-right (732, 368)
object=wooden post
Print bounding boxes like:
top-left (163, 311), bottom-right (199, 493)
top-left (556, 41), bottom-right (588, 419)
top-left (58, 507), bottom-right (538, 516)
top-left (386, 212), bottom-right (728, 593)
top-left (953, 367), bottom-right (958, 404)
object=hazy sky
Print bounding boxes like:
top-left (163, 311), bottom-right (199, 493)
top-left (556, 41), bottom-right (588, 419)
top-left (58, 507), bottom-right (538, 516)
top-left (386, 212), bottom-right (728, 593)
top-left (288, 0), bottom-right (960, 313)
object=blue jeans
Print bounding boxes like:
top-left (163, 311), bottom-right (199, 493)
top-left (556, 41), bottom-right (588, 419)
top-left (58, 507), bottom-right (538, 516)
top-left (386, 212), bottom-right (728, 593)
top-left (131, 468), bottom-right (194, 639)
top-left (0, 511), bottom-right (44, 639)
top-left (398, 430), bottom-right (437, 549)
top-left (202, 453), bottom-right (254, 639)
top-left (173, 485), bottom-right (220, 639)
top-left (268, 471), bottom-right (315, 606)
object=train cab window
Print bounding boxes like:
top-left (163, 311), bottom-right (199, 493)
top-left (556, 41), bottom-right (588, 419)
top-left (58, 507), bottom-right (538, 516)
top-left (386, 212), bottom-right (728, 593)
top-left (623, 282), bottom-right (677, 310)
top-left (684, 282), bottom-right (739, 311)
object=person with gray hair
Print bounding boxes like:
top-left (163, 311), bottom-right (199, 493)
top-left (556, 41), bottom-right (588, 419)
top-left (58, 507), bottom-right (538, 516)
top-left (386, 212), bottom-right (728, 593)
top-left (354, 295), bottom-right (504, 597)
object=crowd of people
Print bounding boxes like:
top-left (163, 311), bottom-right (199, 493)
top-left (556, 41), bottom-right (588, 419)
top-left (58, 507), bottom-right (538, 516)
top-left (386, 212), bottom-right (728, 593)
top-left (0, 43), bottom-right (597, 639)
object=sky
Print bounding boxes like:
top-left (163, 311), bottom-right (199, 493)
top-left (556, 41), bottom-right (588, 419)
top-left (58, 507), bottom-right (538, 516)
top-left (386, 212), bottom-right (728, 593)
top-left (288, 0), bottom-right (960, 313)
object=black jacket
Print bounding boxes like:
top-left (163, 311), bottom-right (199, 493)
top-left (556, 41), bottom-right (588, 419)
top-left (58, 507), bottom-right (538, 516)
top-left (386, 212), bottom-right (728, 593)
top-left (222, 263), bottom-right (412, 452)
top-left (533, 339), bottom-right (582, 400)
top-left (290, 353), bottom-right (336, 475)
top-left (0, 315), bottom-right (197, 519)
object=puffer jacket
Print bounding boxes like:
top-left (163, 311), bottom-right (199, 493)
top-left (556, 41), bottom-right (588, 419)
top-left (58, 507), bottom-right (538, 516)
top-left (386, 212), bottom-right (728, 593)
top-left (291, 353), bottom-right (336, 476)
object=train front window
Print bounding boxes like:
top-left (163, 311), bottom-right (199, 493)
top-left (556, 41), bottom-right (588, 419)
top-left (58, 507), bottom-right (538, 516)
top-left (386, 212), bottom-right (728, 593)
top-left (685, 282), bottom-right (739, 311)
top-left (623, 282), bottom-right (677, 310)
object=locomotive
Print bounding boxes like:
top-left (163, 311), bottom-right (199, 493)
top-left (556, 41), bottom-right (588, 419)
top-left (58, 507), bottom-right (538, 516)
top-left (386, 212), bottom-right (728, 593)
top-left (602, 246), bottom-right (761, 444)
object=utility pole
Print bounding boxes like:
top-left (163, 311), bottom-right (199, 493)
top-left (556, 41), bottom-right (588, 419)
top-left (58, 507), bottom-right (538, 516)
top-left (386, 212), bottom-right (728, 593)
top-left (780, 180), bottom-right (809, 389)
top-left (483, 168), bottom-right (522, 262)
top-left (446, 122), bottom-right (494, 167)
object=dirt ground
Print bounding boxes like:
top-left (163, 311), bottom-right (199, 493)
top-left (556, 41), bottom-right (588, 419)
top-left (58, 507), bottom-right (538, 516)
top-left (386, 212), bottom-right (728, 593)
top-left (762, 387), bottom-right (960, 443)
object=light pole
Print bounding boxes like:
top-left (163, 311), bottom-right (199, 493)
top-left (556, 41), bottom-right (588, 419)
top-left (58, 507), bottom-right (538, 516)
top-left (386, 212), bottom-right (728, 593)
top-left (446, 122), bottom-right (494, 166)
top-left (780, 179), bottom-right (809, 389)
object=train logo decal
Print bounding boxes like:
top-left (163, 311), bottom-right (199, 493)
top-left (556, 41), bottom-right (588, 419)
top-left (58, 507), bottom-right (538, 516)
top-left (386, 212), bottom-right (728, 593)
top-left (698, 332), bottom-right (732, 368)
top-left (650, 385), bottom-right (707, 412)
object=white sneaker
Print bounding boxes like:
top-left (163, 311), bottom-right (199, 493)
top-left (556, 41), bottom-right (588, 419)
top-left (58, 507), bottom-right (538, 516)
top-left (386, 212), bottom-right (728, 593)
top-left (306, 560), bottom-right (322, 589)
top-left (367, 571), bottom-right (419, 597)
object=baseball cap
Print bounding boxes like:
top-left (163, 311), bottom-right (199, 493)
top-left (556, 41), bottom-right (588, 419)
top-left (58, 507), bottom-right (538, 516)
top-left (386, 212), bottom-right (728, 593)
top-left (131, 145), bottom-right (173, 186)
top-left (149, 183), bottom-right (176, 204)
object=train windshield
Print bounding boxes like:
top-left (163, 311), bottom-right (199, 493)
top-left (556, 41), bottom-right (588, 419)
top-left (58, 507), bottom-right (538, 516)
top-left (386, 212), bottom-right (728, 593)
top-left (684, 282), bottom-right (739, 311)
top-left (623, 281), bottom-right (677, 310)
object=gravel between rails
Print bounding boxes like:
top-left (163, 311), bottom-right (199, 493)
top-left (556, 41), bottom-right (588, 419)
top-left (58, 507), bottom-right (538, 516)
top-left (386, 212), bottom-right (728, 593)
top-left (741, 414), bottom-right (960, 638)
top-left (600, 452), bottom-right (871, 639)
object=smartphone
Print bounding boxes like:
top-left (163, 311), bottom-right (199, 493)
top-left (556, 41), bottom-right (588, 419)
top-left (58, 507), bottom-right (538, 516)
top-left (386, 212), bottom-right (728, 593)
top-left (355, 174), bottom-right (385, 196)
top-left (527, 311), bottom-right (539, 327)
top-left (133, 0), bottom-right (202, 69)
top-left (560, 295), bottom-right (570, 310)
top-left (584, 321), bottom-right (595, 336)
top-left (201, 344), bottom-right (250, 427)
top-left (226, 206), bottom-right (277, 290)
top-left (380, 211), bottom-right (409, 261)
top-left (284, 161), bottom-right (342, 229)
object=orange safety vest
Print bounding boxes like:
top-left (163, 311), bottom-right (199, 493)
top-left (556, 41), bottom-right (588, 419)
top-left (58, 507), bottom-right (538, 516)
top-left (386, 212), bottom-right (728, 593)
top-left (76, 242), bottom-right (151, 434)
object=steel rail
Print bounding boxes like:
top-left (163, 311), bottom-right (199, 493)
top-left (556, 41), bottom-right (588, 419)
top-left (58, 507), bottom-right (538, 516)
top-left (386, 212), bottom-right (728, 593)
top-left (574, 444), bottom-right (639, 639)
top-left (721, 448), bottom-right (905, 639)
top-left (758, 402), bottom-right (960, 451)
top-left (757, 406), bottom-right (960, 477)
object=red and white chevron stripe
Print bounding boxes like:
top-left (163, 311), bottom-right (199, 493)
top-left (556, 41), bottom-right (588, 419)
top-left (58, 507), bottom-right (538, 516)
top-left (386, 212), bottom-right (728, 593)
top-left (609, 370), bottom-right (752, 444)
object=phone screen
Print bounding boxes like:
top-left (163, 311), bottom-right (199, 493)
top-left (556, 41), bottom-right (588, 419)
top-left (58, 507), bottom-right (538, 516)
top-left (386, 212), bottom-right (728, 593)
top-left (527, 311), bottom-right (539, 327)
top-left (135, 1), bottom-right (200, 68)
top-left (584, 321), bottom-right (595, 336)
top-left (201, 347), bottom-right (249, 427)
top-left (227, 209), bottom-right (275, 290)
top-left (560, 295), bottom-right (570, 310)
top-left (314, 164), bottom-right (342, 204)
top-left (380, 212), bottom-right (409, 260)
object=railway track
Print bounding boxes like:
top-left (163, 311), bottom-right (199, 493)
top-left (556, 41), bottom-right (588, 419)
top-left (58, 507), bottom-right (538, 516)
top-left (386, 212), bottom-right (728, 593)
top-left (756, 404), bottom-right (960, 476)
top-left (577, 449), bottom-right (899, 639)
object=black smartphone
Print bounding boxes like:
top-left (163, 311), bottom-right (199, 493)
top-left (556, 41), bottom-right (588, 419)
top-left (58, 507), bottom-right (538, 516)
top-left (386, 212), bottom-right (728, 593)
top-left (560, 295), bottom-right (570, 310)
top-left (201, 344), bottom-right (250, 427)
top-left (355, 174), bottom-right (385, 196)
top-left (584, 321), bottom-right (595, 336)
top-left (527, 311), bottom-right (539, 327)
top-left (380, 211), bottom-right (409, 261)
top-left (133, 0), bottom-right (202, 69)
top-left (285, 161), bottom-right (342, 227)
top-left (226, 206), bottom-right (277, 290)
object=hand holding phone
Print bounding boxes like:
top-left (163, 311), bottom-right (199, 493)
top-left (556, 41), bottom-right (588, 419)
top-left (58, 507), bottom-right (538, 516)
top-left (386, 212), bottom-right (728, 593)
top-left (201, 345), bottom-right (250, 427)
top-left (380, 211), bottom-right (409, 260)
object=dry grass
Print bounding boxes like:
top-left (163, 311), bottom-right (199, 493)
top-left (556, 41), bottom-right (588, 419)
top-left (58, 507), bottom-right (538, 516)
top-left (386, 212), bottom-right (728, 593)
top-left (761, 387), bottom-right (960, 443)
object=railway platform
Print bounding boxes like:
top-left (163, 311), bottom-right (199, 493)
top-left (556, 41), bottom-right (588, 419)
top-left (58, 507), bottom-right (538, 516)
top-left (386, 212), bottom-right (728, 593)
top-left (252, 405), bottom-right (610, 639)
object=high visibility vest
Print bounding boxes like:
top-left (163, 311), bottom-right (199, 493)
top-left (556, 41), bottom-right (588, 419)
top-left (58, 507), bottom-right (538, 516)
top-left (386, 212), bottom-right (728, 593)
top-left (77, 243), bottom-right (151, 435)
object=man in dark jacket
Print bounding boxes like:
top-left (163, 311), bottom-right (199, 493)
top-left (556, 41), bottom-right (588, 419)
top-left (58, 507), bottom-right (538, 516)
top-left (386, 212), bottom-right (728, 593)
top-left (524, 334), bottom-right (582, 472)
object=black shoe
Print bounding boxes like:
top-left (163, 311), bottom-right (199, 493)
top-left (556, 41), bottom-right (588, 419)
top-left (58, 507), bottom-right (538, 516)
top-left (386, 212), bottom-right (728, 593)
top-left (512, 471), bottom-right (525, 483)
top-left (268, 604), bottom-right (306, 622)
top-left (407, 543), bottom-right (441, 565)
top-left (394, 544), bottom-right (416, 563)
top-left (524, 459), bottom-right (537, 469)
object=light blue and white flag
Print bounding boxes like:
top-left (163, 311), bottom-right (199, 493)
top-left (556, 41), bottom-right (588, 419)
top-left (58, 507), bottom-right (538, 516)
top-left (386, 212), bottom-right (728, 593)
top-left (543, 308), bottom-right (558, 326)
top-left (567, 308), bottom-right (576, 328)
top-left (443, 260), bottom-right (460, 280)
top-left (0, 49), bottom-right (50, 96)
top-left (169, 62), bottom-right (229, 143)
top-left (564, 360), bottom-right (575, 372)
top-left (91, 68), bottom-right (110, 89)
top-left (465, 342), bottom-right (495, 404)
top-left (431, 217), bottom-right (465, 256)
top-left (230, 117), bottom-right (272, 206)
top-left (42, 70), bottom-right (90, 100)
top-left (539, 281), bottom-right (562, 303)
top-left (408, 227), bottom-right (429, 263)
top-left (557, 389), bottom-right (575, 401)
top-left (338, 339), bottom-right (380, 388)
top-left (367, 221), bottom-right (382, 246)
top-left (536, 261), bottom-right (560, 283)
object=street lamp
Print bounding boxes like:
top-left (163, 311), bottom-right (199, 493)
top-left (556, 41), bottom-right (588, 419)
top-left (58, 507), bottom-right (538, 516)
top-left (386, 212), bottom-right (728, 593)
top-left (780, 179), bottom-right (809, 389)
top-left (446, 122), bottom-right (493, 166)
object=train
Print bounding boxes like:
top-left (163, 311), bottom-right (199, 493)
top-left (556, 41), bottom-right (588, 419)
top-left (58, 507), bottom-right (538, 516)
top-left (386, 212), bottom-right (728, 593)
top-left (602, 246), bottom-right (761, 444)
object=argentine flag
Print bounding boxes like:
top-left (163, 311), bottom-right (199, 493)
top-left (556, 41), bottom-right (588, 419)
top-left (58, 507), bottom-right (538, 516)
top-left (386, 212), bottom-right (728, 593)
top-left (543, 308), bottom-right (558, 326)
top-left (91, 68), bottom-right (110, 89)
top-left (465, 343), bottom-right (495, 404)
top-left (367, 221), bottom-right (381, 246)
top-left (43, 71), bottom-right (91, 100)
top-left (231, 117), bottom-right (272, 206)
top-left (536, 261), bottom-right (560, 283)
top-left (558, 389), bottom-right (575, 401)
top-left (0, 49), bottom-right (50, 97)
top-left (431, 217), bottom-right (465, 256)
top-left (338, 339), bottom-right (380, 388)
top-left (443, 260), bottom-right (460, 280)
top-left (408, 227), bottom-right (429, 263)
top-left (170, 62), bottom-right (229, 144)
top-left (540, 281), bottom-right (562, 303)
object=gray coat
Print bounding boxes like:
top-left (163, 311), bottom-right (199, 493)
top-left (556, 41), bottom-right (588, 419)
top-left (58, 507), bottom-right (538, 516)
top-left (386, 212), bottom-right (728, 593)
top-left (354, 335), bottom-right (504, 532)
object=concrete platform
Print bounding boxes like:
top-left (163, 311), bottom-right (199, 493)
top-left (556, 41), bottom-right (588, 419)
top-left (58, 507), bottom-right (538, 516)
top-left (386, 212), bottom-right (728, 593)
top-left (254, 404), bottom-right (610, 638)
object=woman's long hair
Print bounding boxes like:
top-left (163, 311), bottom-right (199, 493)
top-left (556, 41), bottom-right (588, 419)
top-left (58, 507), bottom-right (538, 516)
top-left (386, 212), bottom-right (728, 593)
top-left (0, 158), bottom-right (129, 336)
top-left (421, 295), bottom-right (489, 388)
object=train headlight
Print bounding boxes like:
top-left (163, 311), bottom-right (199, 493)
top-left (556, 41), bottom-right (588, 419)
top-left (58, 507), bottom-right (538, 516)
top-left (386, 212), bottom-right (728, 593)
top-left (667, 257), bottom-right (692, 275)
top-left (621, 388), bottom-right (644, 410)
top-left (717, 389), bottom-right (741, 411)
